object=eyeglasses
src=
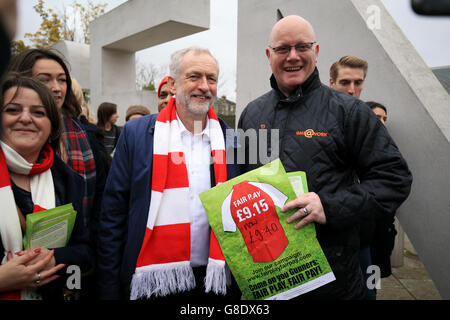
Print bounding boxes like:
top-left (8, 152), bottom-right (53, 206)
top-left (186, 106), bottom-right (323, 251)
top-left (268, 42), bottom-right (317, 55)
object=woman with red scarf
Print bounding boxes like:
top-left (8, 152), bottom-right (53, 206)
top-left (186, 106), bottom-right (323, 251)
top-left (7, 48), bottom-right (108, 244)
top-left (0, 75), bottom-right (92, 299)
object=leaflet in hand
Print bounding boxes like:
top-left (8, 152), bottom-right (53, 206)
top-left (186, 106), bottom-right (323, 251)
top-left (199, 159), bottom-right (335, 300)
top-left (22, 203), bottom-right (77, 250)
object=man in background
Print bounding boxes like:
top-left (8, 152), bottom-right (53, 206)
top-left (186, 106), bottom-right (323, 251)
top-left (329, 55), bottom-right (368, 98)
top-left (329, 55), bottom-right (375, 299)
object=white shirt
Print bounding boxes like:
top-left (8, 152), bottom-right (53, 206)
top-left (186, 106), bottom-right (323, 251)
top-left (177, 114), bottom-right (212, 267)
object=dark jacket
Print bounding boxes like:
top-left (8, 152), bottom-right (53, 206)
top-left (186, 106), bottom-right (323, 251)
top-left (51, 156), bottom-right (93, 271)
top-left (97, 114), bottom-right (242, 300)
top-left (238, 68), bottom-right (412, 299)
top-left (78, 116), bottom-right (109, 249)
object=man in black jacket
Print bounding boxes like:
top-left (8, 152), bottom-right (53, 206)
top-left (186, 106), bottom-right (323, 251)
top-left (238, 15), bottom-right (412, 300)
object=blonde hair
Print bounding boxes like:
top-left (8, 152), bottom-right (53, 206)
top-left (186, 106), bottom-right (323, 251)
top-left (71, 77), bottom-right (94, 122)
top-left (71, 77), bottom-right (87, 108)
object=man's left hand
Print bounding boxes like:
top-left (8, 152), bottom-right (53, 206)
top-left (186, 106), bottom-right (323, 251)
top-left (281, 192), bottom-right (326, 229)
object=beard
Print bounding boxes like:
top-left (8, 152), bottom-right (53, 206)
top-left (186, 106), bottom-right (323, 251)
top-left (177, 88), bottom-right (216, 116)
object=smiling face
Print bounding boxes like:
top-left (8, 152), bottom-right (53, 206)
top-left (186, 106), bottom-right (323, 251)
top-left (266, 16), bottom-right (319, 97)
top-left (1, 86), bottom-right (51, 163)
top-left (173, 51), bottom-right (218, 116)
top-left (31, 58), bottom-right (67, 109)
top-left (158, 83), bottom-right (172, 112)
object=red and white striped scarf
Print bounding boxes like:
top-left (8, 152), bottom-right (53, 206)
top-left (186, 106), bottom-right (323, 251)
top-left (0, 141), bottom-right (55, 300)
top-left (130, 98), bottom-right (228, 300)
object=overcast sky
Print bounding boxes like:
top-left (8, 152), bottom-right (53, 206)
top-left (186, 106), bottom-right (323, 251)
top-left (15, 0), bottom-right (450, 101)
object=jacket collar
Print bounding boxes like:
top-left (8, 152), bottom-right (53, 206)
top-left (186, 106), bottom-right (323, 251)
top-left (148, 114), bottom-right (158, 135)
top-left (270, 67), bottom-right (322, 105)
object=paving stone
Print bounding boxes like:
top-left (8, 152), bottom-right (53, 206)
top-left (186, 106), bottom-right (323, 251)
top-left (376, 287), bottom-right (415, 300)
top-left (398, 279), bottom-right (442, 300)
top-left (378, 249), bottom-right (442, 300)
top-left (379, 275), bottom-right (403, 289)
top-left (392, 255), bottom-right (433, 280)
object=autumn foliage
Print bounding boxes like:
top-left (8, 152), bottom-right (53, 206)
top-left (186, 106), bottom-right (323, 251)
top-left (12, 0), bottom-right (107, 54)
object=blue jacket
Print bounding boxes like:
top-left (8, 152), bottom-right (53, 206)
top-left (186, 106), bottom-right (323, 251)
top-left (97, 114), bottom-right (242, 299)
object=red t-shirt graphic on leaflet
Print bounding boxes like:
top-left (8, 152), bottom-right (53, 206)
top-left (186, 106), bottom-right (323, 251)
top-left (221, 180), bottom-right (288, 262)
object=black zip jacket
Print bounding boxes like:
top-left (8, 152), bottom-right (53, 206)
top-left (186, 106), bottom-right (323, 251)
top-left (238, 68), bottom-right (412, 299)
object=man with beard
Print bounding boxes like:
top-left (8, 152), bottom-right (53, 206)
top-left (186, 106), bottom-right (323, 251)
top-left (97, 46), bottom-right (241, 300)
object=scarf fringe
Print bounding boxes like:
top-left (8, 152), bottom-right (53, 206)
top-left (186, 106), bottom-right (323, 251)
top-left (130, 262), bottom-right (196, 300)
top-left (204, 259), bottom-right (229, 295)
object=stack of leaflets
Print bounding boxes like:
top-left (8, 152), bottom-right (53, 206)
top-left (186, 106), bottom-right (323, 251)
top-left (22, 203), bottom-right (77, 250)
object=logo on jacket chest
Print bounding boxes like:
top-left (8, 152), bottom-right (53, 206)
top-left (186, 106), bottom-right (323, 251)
top-left (296, 129), bottom-right (328, 138)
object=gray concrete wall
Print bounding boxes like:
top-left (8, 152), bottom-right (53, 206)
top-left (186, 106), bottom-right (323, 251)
top-left (89, 0), bottom-right (210, 124)
top-left (51, 40), bottom-right (157, 123)
top-left (237, 0), bottom-right (450, 299)
top-left (432, 66), bottom-right (450, 94)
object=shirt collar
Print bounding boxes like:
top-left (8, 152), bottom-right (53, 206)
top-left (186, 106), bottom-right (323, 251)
top-left (176, 111), bottom-right (211, 139)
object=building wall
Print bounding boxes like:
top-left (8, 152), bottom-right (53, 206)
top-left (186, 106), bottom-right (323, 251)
top-left (237, 0), bottom-right (450, 298)
top-left (432, 66), bottom-right (450, 95)
top-left (89, 0), bottom-right (210, 125)
top-left (51, 41), bottom-right (90, 90)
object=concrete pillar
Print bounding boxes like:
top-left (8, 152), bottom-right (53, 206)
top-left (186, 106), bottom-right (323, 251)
top-left (391, 218), bottom-right (404, 267)
top-left (89, 0), bottom-right (210, 124)
top-left (51, 40), bottom-right (90, 90)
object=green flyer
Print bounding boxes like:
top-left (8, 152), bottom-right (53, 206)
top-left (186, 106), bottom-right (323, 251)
top-left (23, 203), bottom-right (77, 250)
top-left (199, 159), bottom-right (335, 300)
